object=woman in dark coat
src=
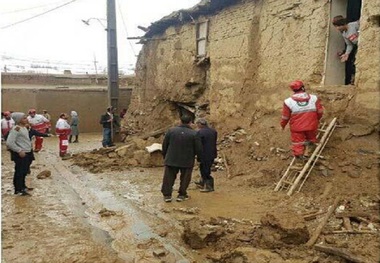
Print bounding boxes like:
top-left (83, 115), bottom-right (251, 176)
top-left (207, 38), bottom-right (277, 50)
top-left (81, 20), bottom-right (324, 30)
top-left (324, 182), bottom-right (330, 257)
top-left (69, 111), bottom-right (79, 143)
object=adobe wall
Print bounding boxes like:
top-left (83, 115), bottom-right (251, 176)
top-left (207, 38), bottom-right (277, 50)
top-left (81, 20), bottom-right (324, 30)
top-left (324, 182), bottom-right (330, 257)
top-left (131, 0), bottom-right (329, 129)
top-left (130, 0), bottom-right (379, 133)
top-left (2, 73), bottom-right (135, 87)
top-left (354, 0), bottom-right (380, 125)
top-left (1, 86), bottom-right (132, 133)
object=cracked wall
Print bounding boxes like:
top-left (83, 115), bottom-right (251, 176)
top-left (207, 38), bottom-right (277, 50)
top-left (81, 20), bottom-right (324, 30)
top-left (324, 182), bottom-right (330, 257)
top-left (353, 0), bottom-right (380, 124)
top-left (129, 0), bottom-right (378, 133)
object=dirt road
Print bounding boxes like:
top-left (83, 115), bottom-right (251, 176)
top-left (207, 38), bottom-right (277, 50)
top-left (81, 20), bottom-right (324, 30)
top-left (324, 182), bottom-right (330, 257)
top-left (2, 133), bottom-right (379, 262)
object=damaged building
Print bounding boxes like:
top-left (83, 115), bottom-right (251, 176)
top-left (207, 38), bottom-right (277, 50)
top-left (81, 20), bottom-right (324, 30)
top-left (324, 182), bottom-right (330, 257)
top-left (126, 0), bottom-right (379, 135)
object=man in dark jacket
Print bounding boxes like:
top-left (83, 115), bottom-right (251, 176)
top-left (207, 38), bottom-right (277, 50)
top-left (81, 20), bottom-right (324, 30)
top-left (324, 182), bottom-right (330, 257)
top-left (161, 114), bottom-right (202, 202)
top-left (195, 118), bottom-right (217, 192)
top-left (99, 106), bottom-right (119, 147)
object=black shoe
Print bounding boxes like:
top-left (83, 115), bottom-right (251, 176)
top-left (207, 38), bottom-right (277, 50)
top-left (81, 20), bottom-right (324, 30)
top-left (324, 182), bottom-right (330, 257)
top-left (73, 140), bottom-right (78, 143)
top-left (176, 195), bottom-right (189, 202)
top-left (24, 187), bottom-right (34, 191)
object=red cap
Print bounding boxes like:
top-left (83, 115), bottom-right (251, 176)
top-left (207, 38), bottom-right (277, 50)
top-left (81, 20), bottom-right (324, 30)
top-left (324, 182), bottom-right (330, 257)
top-left (289, 80), bottom-right (304, 91)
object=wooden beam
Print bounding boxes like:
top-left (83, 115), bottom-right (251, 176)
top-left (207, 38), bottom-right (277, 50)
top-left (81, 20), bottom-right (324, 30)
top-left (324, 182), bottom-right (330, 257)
top-left (306, 197), bottom-right (340, 247)
top-left (336, 212), bottom-right (380, 223)
top-left (314, 244), bottom-right (371, 263)
top-left (322, 230), bottom-right (377, 234)
top-left (303, 210), bottom-right (326, 221)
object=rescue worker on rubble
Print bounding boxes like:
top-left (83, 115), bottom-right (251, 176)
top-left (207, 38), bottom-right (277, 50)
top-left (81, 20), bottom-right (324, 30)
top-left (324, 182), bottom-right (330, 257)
top-left (332, 15), bottom-right (359, 85)
top-left (27, 109), bottom-right (50, 152)
top-left (280, 80), bottom-right (324, 161)
top-left (55, 113), bottom-right (71, 157)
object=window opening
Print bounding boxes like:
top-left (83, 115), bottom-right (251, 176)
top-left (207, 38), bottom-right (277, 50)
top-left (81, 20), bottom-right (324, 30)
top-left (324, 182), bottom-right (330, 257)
top-left (196, 21), bottom-right (209, 58)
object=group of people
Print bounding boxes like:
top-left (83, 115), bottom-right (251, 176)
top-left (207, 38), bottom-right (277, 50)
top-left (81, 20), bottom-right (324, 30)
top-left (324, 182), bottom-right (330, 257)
top-left (161, 79), bottom-right (323, 203)
top-left (3, 14), bottom-right (357, 200)
top-left (4, 110), bottom-right (80, 196)
top-left (160, 115), bottom-right (218, 202)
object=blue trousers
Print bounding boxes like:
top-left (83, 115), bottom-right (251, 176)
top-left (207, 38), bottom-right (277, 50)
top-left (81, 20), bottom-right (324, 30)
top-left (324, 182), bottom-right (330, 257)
top-left (102, 128), bottom-right (112, 147)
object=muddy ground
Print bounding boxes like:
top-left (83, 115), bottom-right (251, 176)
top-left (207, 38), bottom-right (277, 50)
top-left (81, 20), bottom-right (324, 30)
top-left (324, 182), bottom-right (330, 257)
top-left (1, 127), bottom-right (379, 262)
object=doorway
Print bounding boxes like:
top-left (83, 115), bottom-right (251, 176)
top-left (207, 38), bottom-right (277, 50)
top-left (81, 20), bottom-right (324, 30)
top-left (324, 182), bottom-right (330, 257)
top-left (323, 0), bottom-right (362, 85)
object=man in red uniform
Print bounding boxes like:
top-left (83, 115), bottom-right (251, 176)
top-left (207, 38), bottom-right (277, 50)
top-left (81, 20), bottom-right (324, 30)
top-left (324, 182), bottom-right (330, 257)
top-left (55, 113), bottom-right (71, 157)
top-left (281, 80), bottom-right (324, 160)
top-left (27, 109), bottom-right (50, 152)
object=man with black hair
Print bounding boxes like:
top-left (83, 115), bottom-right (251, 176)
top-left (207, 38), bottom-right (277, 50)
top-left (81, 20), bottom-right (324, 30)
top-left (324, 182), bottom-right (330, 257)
top-left (195, 118), bottom-right (217, 193)
top-left (6, 112), bottom-right (33, 196)
top-left (161, 114), bottom-right (202, 202)
top-left (99, 106), bottom-right (119, 147)
top-left (332, 15), bottom-right (360, 85)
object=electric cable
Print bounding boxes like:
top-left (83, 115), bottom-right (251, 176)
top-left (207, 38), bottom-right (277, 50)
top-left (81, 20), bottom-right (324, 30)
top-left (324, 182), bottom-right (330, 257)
top-left (1, 0), bottom-right (78, 30)
top-left (0, 0), bottom-right (68, 15)
top-left (116, 0), bottom-right (136, 57)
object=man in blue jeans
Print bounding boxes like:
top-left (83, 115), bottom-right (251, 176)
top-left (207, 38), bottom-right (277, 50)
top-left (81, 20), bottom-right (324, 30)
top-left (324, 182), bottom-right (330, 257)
top-left (99, 107), bottom-right (119, 147)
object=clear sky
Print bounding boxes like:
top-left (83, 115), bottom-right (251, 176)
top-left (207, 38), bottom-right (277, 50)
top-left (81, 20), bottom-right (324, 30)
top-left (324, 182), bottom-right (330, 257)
top-left (0, 0), bottom-right (200, 73)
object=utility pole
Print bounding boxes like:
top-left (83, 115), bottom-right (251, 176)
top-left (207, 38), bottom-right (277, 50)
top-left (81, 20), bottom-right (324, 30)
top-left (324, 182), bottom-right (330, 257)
top-left (93, 53), bottom-right (98, 84)
top-left (107, 0), bottom-right (119, 110)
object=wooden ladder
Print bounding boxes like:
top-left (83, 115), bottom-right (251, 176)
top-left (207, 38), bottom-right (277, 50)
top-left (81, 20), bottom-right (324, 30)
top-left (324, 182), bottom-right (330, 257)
top-left (274, 118), bottom-right (337, 196)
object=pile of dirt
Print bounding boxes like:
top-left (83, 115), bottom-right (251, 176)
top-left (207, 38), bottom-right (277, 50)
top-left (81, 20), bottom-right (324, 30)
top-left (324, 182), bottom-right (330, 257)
top-left (66, 87), bottom-right (380, 262)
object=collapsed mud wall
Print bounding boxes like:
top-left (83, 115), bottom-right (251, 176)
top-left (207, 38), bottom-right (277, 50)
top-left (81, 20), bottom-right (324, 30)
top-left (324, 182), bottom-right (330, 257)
top-left (129, 0), bottom-right (379, 135)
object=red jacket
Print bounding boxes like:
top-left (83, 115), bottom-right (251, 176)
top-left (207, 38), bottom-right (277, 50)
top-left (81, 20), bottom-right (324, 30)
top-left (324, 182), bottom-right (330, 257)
top-left (281, 92), bottom-right (323, 132)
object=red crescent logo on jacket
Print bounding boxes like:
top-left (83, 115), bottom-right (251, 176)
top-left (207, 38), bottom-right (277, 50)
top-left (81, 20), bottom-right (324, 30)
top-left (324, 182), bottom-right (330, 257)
top-left (348, 33), bottom-right (358, 42)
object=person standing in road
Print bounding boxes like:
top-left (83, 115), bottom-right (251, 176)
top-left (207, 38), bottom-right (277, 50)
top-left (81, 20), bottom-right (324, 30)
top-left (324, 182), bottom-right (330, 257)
top-left (69, 111), bottom-right (79, 143)
top-left (195, 118), bottom-right (218, 192)
top-left (55, 113), bottom-right (71, 157)
top-left (1, 111), bottom-right (15, 140)
top-left (332, 15), bottom-right (360, 85)
top-left (6, 112), bottom-right (34, 196)
top-left (27, 109), bottom-right (50, 152)
top-left (161, 114), bottom-right (202, 203)
top-left (99, 106), bottom-right (119, 147)
top-left (280, 80), bottom-right (324, 162)
top-left (42, 110), bottom-right (51, 133)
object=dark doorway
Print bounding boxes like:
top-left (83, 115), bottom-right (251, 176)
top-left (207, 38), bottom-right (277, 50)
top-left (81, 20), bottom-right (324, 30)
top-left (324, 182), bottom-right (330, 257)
top-left (323, 0), bottom-right (362, 85)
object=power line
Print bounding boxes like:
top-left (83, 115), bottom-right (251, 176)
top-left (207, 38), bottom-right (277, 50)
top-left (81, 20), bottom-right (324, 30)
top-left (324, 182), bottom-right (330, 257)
top-left (0, 0), bottom-right (68, 15)
top-left (116, 0), bottom-right (136, 57)
top-left (1, 0), bottom-right (78, 30)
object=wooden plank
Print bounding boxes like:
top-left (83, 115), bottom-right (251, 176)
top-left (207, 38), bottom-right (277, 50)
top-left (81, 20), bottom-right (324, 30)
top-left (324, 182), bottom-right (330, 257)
top-left (314, 244), bottom-right (371, 263)
top-left (303, 210), bottom-right (326, 221)
top-left (336, 212), bottom-right (380, 223)
top-left (222, 152), bottom-right (232, 179)
top-left (322, 230), bottom-right (377, 234)
top-left (306, 197), bottom-right (340, 247)
top-left (288, 118), bottom-right (337, 195)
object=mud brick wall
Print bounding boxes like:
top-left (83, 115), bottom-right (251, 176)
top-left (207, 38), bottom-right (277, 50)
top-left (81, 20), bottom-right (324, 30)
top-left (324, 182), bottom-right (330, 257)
top-left (354, 0), bottom-right (380, 124)
top-left (1, 87), bottom-right (132, 133)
